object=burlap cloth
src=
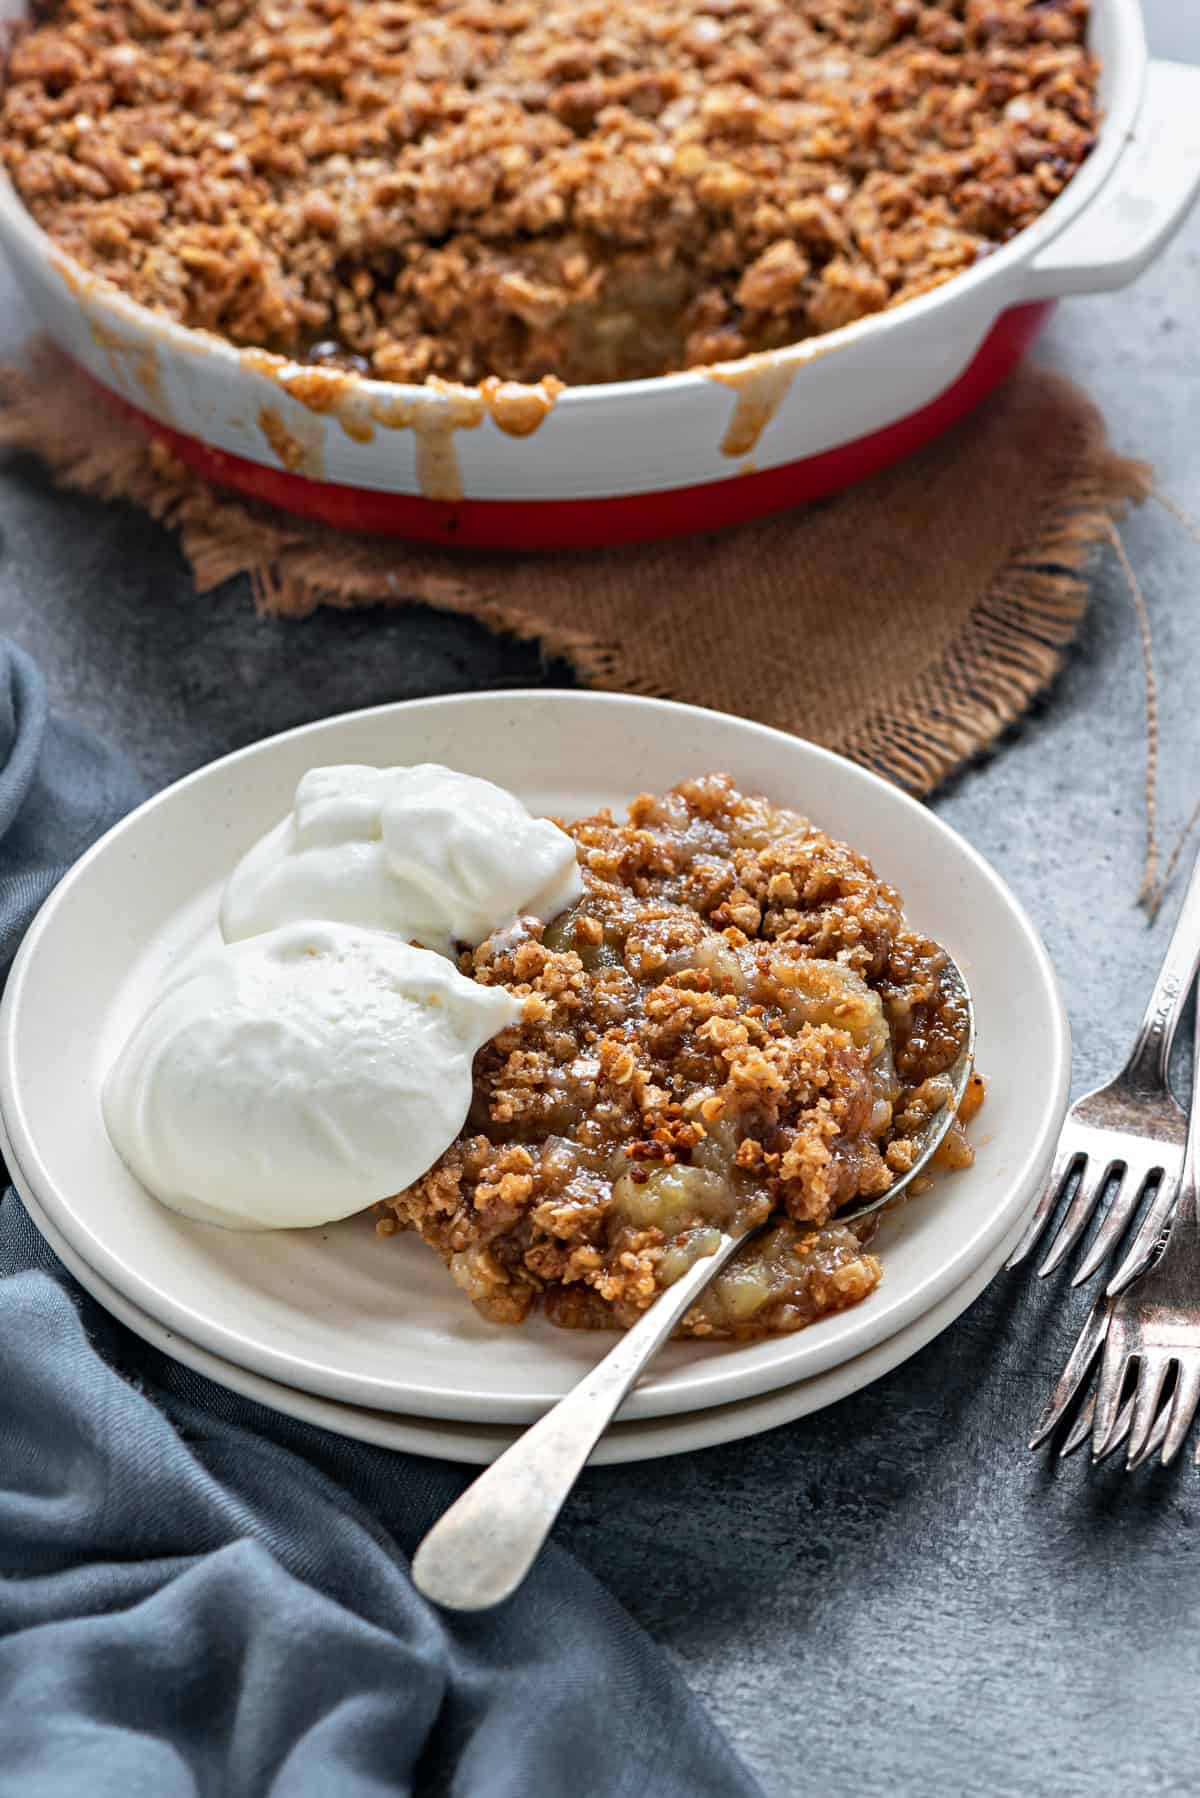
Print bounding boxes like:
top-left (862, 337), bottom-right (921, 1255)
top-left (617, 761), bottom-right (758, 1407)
top-left (0, 343), bottom-right (1151, 795)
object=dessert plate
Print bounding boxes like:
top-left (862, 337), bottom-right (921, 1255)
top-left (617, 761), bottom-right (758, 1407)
top-left (0, 691), bottom-right (1069, 1424)
top-left (5, 1152), bottom-right (1031, 1467)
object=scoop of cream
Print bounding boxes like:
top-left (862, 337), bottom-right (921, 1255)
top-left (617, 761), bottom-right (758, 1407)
top-left (102, 921), bottom-right (522, 1230)
top-left (219, 763), bottom-right (582, 956)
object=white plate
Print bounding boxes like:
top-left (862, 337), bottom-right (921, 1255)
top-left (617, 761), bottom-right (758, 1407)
top-left (6, 1143), bottom-right (1032, 1466)
top-left (0, 692), bottom-right (1070, 1424)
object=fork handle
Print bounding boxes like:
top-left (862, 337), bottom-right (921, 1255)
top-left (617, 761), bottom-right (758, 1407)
top-left (1123, 845), bottom-right (1200, 1092)
top-left (1172, 998), bottom-right (1200, 1232)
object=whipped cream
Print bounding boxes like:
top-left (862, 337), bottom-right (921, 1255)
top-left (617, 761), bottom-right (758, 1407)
top-left (219, 763), bottom-right (582, 956)
top-left (102, 921), bottom-right (522, 1230)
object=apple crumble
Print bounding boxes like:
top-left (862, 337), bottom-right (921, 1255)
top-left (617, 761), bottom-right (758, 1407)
top-left (379, 776), bottom-right (977, 1337)
top-left (2, 0), bottom-right (1098, 384)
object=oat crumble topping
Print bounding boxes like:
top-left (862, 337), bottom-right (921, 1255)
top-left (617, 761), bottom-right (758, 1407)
top-left (380, 775), bottom-right (977, 1337)
top-left (2, 0), bottom-right (1098, 383)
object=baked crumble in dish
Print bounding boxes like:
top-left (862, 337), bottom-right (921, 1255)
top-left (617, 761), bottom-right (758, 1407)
top-left (378, 776), bottom-right (981, 1338)
top-left (2, 0), bottom-right (1098, 384)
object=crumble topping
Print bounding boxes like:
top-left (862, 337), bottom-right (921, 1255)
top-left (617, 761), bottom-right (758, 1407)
top-left (2, 0), bottom-right (1098, 383)
top-left (380, 775), bottom-right (976, 1337)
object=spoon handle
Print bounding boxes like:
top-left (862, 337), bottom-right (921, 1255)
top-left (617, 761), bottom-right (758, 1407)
top-left (411, 1228), bottom-right (748, 1612)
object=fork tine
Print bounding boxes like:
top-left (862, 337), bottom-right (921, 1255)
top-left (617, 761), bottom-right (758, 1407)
top-left (1129, 1367), bottom-right (1196, 1470)
top-left (1127, 1386), bottom-right (1176, 1470)
top-left (1064, 1388), bottom-right (1141, 1460)
top-left (1125, 1351), bottom-right (1174, 1469)
top-left (1147, 1393), bottom-right (1173, 1461)
top-left (1159, 1362), bottom-right (1200, 1467)
top-left (1039, 1159), bottom-right (1121, 1279)
top-left (1059, 1389), bottom-right (1098, 1458)
top-left (1057, 1373), bottom-right (1165, 1459)
top-left (1006, 1147), bottom-right (1083, 1271)
top-left (1094, 1400), bottom-right (1135, 1462)
top-left (1073, 1160), bottom-right (1163, 1288)
top-left (1091, 1337), bottom-right (1133, 1460)
top-left (1057, 1373), bottom-right (1144, 1459)
top-left (1091, 1389), bottom-right (1136, 1463)
top-left (1029, 1295), bottom-right (1111, 1450)
top-left (1107, 1172), bottom-right (1180, 1297)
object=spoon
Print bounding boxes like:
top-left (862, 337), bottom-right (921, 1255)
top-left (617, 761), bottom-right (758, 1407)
top-left (412, 954), bottom-right (975, 1612)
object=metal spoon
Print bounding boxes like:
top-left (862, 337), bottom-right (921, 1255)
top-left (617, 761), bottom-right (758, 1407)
top-left (412, 954), bottom-right (975, 1612)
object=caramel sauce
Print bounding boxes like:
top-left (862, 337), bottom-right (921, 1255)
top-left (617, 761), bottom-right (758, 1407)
top-left (242, 350), bottom-right (376, 446)
top-left (367, 379), bottom-right (487, 502)
top-left (242, 350), bottom-right (353, 414)
top-left (707, 359), bottom-right (797, 458)
top-left (240, 351), bottom-right (498, 497)
top-left (87, 319), bottom-right (165, 416)
top-left (480, 375), bottom-right (565, 438)
top-left (257, 405), bottom-right (325, 479)
top-left (705, 331), bottom-right (847, 458)
top-left (52, 251), bottom-right (172, 423)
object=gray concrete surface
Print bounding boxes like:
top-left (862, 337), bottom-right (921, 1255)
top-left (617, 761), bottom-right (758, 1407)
top-left (1, 5), bottom-right (1199, 1794)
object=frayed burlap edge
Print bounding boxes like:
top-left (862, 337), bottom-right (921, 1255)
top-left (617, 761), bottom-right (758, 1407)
top-left (0, 339), bottom-right (1151, 797)
top-left (842, 435), bottom-right (1151, 790)
top-left (0, 340), bottom-right (623, 679)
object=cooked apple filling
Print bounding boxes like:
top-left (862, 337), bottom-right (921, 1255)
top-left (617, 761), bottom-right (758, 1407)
top-left (379, 775), bottom-right (976, 1338)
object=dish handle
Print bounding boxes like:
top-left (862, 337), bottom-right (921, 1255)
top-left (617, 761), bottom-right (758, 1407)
top-left (1021, 59), bottom-right (1200, 300)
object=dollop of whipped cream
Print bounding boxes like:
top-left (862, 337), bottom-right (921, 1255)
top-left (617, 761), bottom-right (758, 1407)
top-left (102, 921), bottom-right (522, 1230)
top-left (219, 763), bottom-right (583, 956)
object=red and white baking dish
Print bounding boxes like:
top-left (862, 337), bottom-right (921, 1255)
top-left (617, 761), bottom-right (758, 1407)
top-left (1, 0), bottom-right (1198, 551)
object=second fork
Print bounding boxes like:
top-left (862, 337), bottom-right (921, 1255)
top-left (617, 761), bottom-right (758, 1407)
top-left (1031, 995), bottom-right (1200, 1470)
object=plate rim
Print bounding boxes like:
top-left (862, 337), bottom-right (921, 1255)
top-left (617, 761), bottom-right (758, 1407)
top-left (4, 1131), bottom-right (1044, 1467)
top-left (0, 689), bottom-right (1071, 1421)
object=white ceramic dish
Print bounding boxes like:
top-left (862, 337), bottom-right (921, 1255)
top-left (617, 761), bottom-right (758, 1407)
top-left (5, 1144), bottom-right (1032, 1467)
top-left (1, 0), bottom-right (1198, 547)
top-left (0, 692), bottom-right (1069, 1424)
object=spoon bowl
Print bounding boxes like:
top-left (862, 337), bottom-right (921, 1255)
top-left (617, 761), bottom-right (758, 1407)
top-left (837, 952), bottom-right (977, 1225)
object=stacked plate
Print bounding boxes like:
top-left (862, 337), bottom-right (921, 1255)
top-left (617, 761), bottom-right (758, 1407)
top-left (0, 693), bottom-right (1070, 1465)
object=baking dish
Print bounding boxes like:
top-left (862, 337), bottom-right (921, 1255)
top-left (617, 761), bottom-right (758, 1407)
top-left (1, 0), bottom-right (1197, 551)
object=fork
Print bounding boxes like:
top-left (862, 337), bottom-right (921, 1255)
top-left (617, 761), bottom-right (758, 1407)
top-left (1006, 846), bottom-right (1200, 1292)
top-left (1030, 999), bottom-right (1200, 1470)
top-left (1029, 1313), bottom-right (1173, 1463)
top-left (1089, 1172), bottom-right (1200, 1470)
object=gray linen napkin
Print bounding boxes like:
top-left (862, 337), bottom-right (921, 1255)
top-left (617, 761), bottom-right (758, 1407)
top-left (0, 641), bottom-right (763, 1798)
